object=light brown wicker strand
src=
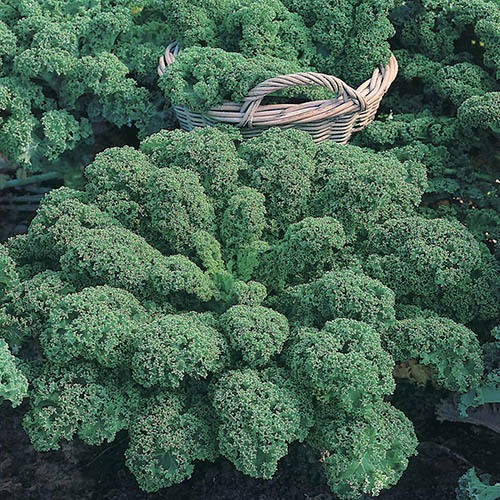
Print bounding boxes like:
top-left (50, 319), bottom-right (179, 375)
top-left (157, 42), bottom-right (398, 144)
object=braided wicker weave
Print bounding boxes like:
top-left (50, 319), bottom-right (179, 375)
top-left (158, 42), bottom-right (398, 144)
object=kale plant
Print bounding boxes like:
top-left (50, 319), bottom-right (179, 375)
top-left (2, 127), bottom-right (498, 499)
top-left (0, 0), bottom-right (177, 177)
top-left (354, 0), bottom-right (500, 254)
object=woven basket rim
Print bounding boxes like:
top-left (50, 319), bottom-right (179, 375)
top-left (158, 42), bottom-right (398, 128)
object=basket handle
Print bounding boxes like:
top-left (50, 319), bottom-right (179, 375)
top-left (158, 42), bottom-right (180, 76)
top-left (238, 72), bottom-right (367, 127)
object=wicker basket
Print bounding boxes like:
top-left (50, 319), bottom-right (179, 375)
top-left (158, 42), bottom-right (398, 144)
